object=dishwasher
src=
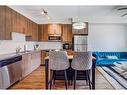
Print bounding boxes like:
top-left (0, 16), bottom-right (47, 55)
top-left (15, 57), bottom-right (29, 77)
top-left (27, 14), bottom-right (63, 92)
top-left (0, 55), bottom-right (22, 89)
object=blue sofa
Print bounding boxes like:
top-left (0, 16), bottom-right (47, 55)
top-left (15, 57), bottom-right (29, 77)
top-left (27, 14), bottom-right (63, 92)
top-left (93, 52), bottom-right (127, 66)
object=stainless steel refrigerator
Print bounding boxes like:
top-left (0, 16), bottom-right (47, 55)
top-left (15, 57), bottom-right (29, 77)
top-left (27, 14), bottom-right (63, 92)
top-left (73, 35), bottom-right (87, 52)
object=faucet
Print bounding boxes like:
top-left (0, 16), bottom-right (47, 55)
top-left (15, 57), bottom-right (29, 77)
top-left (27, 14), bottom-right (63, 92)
top-left (16, 47), bottom-right (21, 53)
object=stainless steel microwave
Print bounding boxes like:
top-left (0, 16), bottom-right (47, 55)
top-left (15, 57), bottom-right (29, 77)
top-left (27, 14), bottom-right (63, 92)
top-left (48, 35), bottom-right (61, 41)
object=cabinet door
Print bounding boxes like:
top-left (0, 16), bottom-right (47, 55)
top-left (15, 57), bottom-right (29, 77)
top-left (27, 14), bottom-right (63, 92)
top-left (21, 54), bottom-right (29, 78)
top-left (29, 20), bottom-right (32, 36)
top-left (12, 10), bottom-right (17, 32)
top-left (62, 24), bottom-right (67, 42)
top-left (20, 14), bottom-right (26, 34)
top-left (38, 24), bottom-right (48, 41)
top-left (0, 68), bottom-right (3, 89)
top-left (67, 24), bottom-right (72, 42)
top-left (21, 54), bottom-right (32, 78)
top-left (5, 7), bottom-right (12, 40)
top-left (31, 52), bottom-right (41, 71)
top-left (48, 24), bottom-right (62, 35)
top-left (62, 24), bottom-right (72, 42)
top-left (31, 22), bottom-right (38, 41)
top-left (0, 6), bottom-right (6, 40)
top-left (31, 53), bottom-right (36, 71)
top-left (35, 24), bottom-right (38, 41)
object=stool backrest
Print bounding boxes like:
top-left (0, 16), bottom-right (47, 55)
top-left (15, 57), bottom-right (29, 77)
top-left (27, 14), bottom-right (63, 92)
top-left (71, 52), bottom-right (92, 70)
top-left (49, 51), bottom-right (70, 70)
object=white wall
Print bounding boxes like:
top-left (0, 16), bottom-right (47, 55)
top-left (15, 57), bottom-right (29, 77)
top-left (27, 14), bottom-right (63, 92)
top-left (88, 23), bottom-right (127, 52)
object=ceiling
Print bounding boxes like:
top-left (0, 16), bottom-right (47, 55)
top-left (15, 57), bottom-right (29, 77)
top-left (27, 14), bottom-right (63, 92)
top-left (8, 6), bottom-right (127, 24)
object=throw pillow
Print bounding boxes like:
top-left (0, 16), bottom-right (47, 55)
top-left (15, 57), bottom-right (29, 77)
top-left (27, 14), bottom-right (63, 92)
top-left (106, 56), bottom-right (118, 59)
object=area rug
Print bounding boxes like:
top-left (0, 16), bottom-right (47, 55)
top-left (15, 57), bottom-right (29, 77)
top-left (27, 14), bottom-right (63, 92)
top-left (97, 65), bottom-right (127, 89)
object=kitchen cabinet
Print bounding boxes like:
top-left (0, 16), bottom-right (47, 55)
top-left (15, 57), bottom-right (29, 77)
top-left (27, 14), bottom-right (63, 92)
top-left (38, 24), bottom-right (48, 41)
top-left (72, 22), bottom-right (88, 35)
top-left (48, 24), bottom-right (62, 36)
top-left (31, 22), bottom-right (38, 41)
top-left (11, 9), bottom-right (17, 33)
top-left (5, 6), bottom-right (12, 40)
top-left (62, 24), bottom-right (72, 43)
top-left (31, 51), bottom-right (41, 71)
top-left (21, 51), bottom-right (41, 78)
top-left (0, 6), bottom-right (38, 41)
top-left (0, 68), bottom-right (3, 89)
top-left (21, 53), bottom-right (31, 78)
top-left (26, 20), bottom-right (39, 41)
top-left (0, 6), bottom-right (6, 40)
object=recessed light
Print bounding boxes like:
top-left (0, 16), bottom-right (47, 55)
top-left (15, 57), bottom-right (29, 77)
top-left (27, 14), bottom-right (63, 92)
top-left (41, 11), bottom-right (45, 15)
top-left (47, 16), bottom-right (50, 19)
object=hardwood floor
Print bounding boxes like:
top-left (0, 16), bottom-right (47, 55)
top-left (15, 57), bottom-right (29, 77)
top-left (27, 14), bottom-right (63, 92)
top-left (10, 66), bottom-right (114, 90)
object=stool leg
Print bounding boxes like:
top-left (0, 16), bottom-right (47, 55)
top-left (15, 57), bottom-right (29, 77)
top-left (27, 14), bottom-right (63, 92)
top-left (64, 70), bottom-right (68, 89)
top-left (87, 70), bottom-right (91, 89)
top-left (74, 70), bottom-right (77, 89)
top-left (85, 71), bottom-right (88, 85)
top-left (53, 71), bottom-right (56, 85)
top-left (49, 70), bottom-right (54, 90)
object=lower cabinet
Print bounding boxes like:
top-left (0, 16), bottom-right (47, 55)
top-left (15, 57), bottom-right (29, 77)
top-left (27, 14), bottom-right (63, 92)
top-left (21, 51), bottom-right (41, 78)
top-left (31, 52), bottom-right (41, 71)
top-left (0, 68), bottom-right (3, 89)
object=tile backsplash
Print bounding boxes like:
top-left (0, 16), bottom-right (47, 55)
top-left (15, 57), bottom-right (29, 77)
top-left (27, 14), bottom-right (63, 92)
top-left (0, 40), bottom-right (36, 55)
top-left (0, 40), bottom-right (62, 55)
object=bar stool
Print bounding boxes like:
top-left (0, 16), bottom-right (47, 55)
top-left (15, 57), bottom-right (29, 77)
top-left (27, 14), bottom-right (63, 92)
top-left (49, 51), bottom-right (70, 89)
top-left (71, 52), bottom-right (92, 89)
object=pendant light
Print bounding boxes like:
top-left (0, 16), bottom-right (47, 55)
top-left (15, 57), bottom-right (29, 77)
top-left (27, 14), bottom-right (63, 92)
top-left (73, 7), bottom-right (86, 30)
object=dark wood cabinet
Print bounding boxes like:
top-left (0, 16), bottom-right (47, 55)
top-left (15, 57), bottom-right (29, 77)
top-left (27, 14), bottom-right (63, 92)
top-left (62, 24), bottom-right (72, 43)
top-left (0, 6), bottom-right (6, 40)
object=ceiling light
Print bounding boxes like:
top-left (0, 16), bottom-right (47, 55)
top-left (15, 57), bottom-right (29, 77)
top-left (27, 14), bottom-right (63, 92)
top-left (72, 7), bottom-right (86, 30)
top-left (47, 16), bottom-right (50, 19)
top-left (41, 11), bottom-right (45, 15)
top-left (41, 9), bottom-right (50, 19)
top-left (73, 22), bottom-right (86, 29)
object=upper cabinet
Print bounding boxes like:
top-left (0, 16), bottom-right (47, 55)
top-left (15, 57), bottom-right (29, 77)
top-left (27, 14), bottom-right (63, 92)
top-left (38, 24), bottom-right (62, 41)
top-left (0, 6), bottom-right (6, 40)
top-left (72, 22), bottom-right (88, 35)
top-left (38, 24), bottom-right (72, 42)
top-left (5, 6), bottom-right (13, 40)
top-left (62, 24), bottom-right (72, 43)
top-left (48, 24), bottom-right (62, 36)
top-left (38, 24), bottom-right (48, 41)
top-left (0, 6), bottom-right (38, 41)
